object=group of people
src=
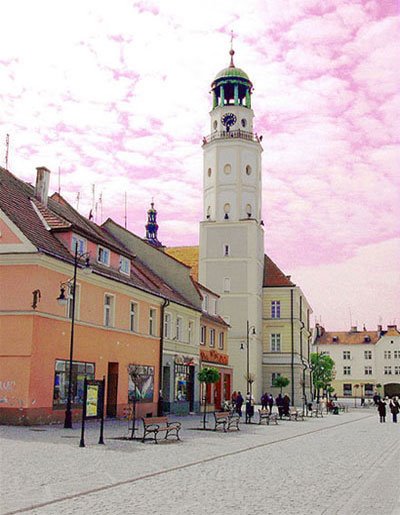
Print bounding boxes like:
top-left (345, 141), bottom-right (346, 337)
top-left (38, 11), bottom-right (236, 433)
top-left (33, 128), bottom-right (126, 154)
top-left (376, 396), bottom-right (399, 423)
top-left (231, 391), bottom-right (255, 423)
top-left (230, 390), bottom-right (292, 421)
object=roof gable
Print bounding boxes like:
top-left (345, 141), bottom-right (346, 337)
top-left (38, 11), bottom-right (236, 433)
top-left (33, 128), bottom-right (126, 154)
top-left (263, 255), bottom-right (295, 287)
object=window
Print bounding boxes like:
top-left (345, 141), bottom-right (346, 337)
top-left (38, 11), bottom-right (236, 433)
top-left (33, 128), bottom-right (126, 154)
top-left (223, 277), bottom-right (231, 292)
top-left (71, 234), bottom-right (86, 254)
top-left (164, 313), bottom-right (171, 338)
top-left (395, 366), bottom-right (400, 375)
top-left (320, 351), bottom-right (330, 356)
top-left (149, 308), bottom-right (156, 336)
top-left (384, 351), bottom-right (391, 359)
top-left (53, 360), bottom-right (95, 408)
top-left (271, 372), bottom-right (281, 386)
top-left (175, 364), bottom-right (191, 401)
top-left (364, 384), bottom-right (374, 397)
top-left (223, 244), bottom-right (230, 256)
top-left (176, 317), bottom-right (182, 341)
top-left (343, 383), bottom-right (352, 397)
top-left (394, 350), bottom-right (400, 359)
top-left (120, 256), bottom-right (130, 275)
top-left (129, 302), bottom-right (137, 332)
top-left (204, 295), bottom-right (209, 312)
top-left (343, 351), bottom-right (351, 360)
top-left (364, 366), bottom-right (372, 375)
top-left (343, 366), bottom-right (351, 375)
top-left (213, 299), bottom-right (217, 315)
top-left (270, 333), bottom-right (281, 352)
top-left (218, 332), bottom-right (224, 350)
top-left (97, 246), bottom-right (110, 266)
top-left (104, 294), bottom-right (114, 327)
top-left (364, 350), bottom-right (372, 360)
top-left (271, 301), bottom-right (281, 319)
top-left (210, 329), bottom-right (215, 348)
top-left (188, 321), bottom-right (193, 344)
top-left (66, 284), bottom-right (80, 320)
top-left (200, 326), bottom-right (206, 345)
top-left (384, 366), bottom-right (392, 375)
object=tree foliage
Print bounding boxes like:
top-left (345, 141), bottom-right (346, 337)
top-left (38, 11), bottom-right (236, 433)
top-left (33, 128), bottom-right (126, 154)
top-left (198, 367), bottom-right (220, 385)
top-left (310, 353), bottom-right (335, 391)
top-left (272, 375), bottom-right (290, 394)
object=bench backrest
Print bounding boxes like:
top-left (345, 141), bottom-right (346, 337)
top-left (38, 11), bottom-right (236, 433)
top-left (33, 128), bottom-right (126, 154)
top-left (215, 411), bottom-right (230, 419)
top-left (143, 416), bottom-right (168, 426)
top-left (258, 409), bottom-right (269, 414)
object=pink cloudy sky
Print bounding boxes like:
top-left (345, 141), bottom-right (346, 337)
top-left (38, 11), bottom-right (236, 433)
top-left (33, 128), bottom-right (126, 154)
top-left (1, 0), bottom-right (399, 330)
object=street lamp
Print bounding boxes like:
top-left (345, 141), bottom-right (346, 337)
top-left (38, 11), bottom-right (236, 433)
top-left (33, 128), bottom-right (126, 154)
top-left (240, 320), bottom-right (256, 400)
top-left (56, 242), bottom-right (91, 428)
top-left (301, 358), bottom-right (310, 416)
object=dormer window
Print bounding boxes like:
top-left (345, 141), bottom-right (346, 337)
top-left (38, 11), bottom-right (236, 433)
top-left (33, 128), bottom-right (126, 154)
top-left (120, 256), bottom-right (130, 275)
top-left (203, 294), bottom-right (209, 312)
top-left (71, 234), bottom-right (86, 254)
top-left (332, 336), bottom-right (338, 342)
top-left (97, 246), bottom-right (110, 266)
top-left (364, 336), bottom-right (371, 343)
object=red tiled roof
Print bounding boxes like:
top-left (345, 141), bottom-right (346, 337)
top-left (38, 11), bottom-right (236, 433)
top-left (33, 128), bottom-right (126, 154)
top-left (263, 255), bottom-right (295, 287)
top-left (315, 331), bottom-right (380, 345)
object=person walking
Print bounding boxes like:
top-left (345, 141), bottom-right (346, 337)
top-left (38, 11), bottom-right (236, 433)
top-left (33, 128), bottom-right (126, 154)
top-left (268, 393), bottom-right (274, 414)
top-left (389, 397), bottom-right (399, 423)
top-left (377, 398), bottom-right (387, 423)
top-left (235, 391), bottom-right (244, 417)
top-left (283, 394), bottom-right (291, 417)
top-left (245, 391), bottom-right (255, 424)
top-left (276, 393), bottom-right (284, 419)
top-left (261, 392), bottom-right (268, 410)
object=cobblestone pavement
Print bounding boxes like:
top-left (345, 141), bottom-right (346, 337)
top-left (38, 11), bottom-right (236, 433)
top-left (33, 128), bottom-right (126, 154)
top-left (1, 410), bottom-right (399, 514)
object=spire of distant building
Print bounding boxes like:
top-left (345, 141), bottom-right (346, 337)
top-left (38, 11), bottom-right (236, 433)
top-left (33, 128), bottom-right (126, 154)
top-left (145, 201), bottom-right (162, 247)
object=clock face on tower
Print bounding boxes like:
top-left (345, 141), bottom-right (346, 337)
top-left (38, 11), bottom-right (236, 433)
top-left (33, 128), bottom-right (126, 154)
top-left (221, 112), bottom-right (237, 128)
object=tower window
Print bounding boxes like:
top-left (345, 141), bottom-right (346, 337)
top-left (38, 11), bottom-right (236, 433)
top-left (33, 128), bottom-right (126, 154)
top-left (245, 165), bottom-right (252, 176)
top-left (224, 203), bottom-right (230, 214)
top-left (223, 164), bottom-right (231, 175)
top-left (207, 168), bottom-right (212, 177)
top-left (223, 277), bottom-right (231, 292)
top-left (206, 206), bottom-right (211, 220)
top-left (223, 244), bottom-right (230, 256)
top-left (246, 204), bottom-right (252, 217)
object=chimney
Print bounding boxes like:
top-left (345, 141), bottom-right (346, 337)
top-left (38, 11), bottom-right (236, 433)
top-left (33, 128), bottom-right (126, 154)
top-left (350, 326), bottom-right (358, 333)
top-left (35, 166), bottom-right (51, 206)
top-left (377, 324), bottom-right (382, 333)
top-left (387, 324), bottom-right (397, 331)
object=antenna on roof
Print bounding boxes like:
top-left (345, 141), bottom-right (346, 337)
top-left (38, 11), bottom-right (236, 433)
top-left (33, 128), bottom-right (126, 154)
top-left (91, 184), bottom-right (95, 218)
top-left (58, 166), bottom-right (61, 196)
top-left (5, 134), bottom-right (9, 169)
top-left (76, 192), bottom-right (80, 210)
top-left (124, 192), bottom-right (127, 229)
top-left (349, 307), bottom-right (353, 328)
top-left (98, 192), bottom-right (103, 223)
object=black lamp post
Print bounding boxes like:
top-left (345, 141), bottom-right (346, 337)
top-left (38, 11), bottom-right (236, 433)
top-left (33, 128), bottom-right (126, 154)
top-left (56, 242), bottom-right (91, 428)
top-left (240, 321), bottom-right (256, 395)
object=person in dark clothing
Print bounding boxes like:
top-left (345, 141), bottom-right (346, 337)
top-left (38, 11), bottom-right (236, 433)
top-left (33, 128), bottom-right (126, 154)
top-left (268, 394), bottom-right (274, 414)
top-left (389, 397), bottom-right (399, 423)
top-left (236, 391), bottom-right (244, 417)
top-left (377, 398), bottom-right (387, 422)
top-left (261, 392), bottom-right (268, 410)
top-left (283, 394), bottom-right (290, 417)
top-left (276, 394), bottom-right (284, 419)
top-left (373, 393), bottom-right (381, 405)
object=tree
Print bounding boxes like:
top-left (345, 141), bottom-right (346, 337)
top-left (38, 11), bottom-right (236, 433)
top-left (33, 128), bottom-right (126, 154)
top-left (310, 353), bottom-right (335, 401)
top-left (272, 375), bottom-right (290, 394)
top-left (198, 367), bottom-right (220, 429)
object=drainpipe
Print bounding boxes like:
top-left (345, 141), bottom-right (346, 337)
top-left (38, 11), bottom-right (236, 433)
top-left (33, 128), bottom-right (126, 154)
top-left (291, 289), bottom-right (294, 405)
top-left (157, 298), bottom-right (169, 416)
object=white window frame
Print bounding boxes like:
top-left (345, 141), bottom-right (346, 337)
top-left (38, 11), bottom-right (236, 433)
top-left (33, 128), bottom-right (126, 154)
top-left (104, 294), bottom-right (115, 327)
top-left (176, 316), bottom-right (182, 341)
top-left (209, 328), bottom-right (215, 348)
top-left (343, 351), bottom-right (351, 360)
top-left (218, 332), bottom-right (224, 350)
top-left (71, 234), bottom-right (86, 254)
top-left (364, 350), bottom-right (372, 360)
top-left (384, 351), bottom-right (391, 359)
top-left (223, 277), bottom-right (231, 293)
top-left (200, 325), bottom-right (206, 345)
top-left (394, 350), bottom-right (399, 359)
top-left (129, 301), bottom-right (138, 332)
top-left (343, 366), bottom-right (351, 376)
top-left (364, 366), bottom-right (372, 375)
top-left (384, 366), bottom-right (392, 375)
top-left (67, 283), bottom-right (80, 321)
top-left (120, 256), bottom-right (130, 275)
top-left (270, 333), bottom-right (281, 352)
top-left (395, 366), bottom-right (400, 375)
top-left (149, 308), bottom-right (157, 336)
top-left (97, 246), bottom-right (110, 266)
top-left (188, 320), bottom-right (194, 344)
top-left (271, 300), bottom-right (281, 319)
top-left (164, 312), bottom-right (171, 339)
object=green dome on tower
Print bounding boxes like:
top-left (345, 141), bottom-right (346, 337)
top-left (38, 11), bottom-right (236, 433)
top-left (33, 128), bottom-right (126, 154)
top-left (214, 65), bottom-right (250, 82)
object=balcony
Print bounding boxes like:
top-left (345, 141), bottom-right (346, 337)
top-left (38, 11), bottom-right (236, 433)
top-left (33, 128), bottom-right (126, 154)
top-left (202, 130), bottom-right (261, 145)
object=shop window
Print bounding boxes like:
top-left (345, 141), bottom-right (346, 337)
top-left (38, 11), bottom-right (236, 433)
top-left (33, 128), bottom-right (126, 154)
top-left (53, 360), bottom-right (95, 408)
top-left (364, 384), bottom-right (374, 397)
top-left (343, 383), bottom-right (352, 396)
top-left (175, 364), bottom-right (190, 401)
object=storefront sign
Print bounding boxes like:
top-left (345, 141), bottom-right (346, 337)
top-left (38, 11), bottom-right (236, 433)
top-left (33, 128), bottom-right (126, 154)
top-left (174, 355), bottom-right (197, 366)
top-left (200, 349), bottom-right (229, 366)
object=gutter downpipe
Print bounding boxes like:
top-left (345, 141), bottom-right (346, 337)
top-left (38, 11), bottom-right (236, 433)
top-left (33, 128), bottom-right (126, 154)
top-left (157, 298), bottom-right (169, 416)
top-left (291, 289), bottom-right (295, 405)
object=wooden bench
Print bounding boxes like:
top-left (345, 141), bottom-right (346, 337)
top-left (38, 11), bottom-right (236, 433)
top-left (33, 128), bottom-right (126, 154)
top-left (258, 409), bottom-right (278, 425)
top-left (288, 407), bottom-right (304, 421)
top-left (142, 416), bottom-right (181, 444)
top-left (214, 411), bottom-right (240, 432)
top-left (308, 406), bottom-right (323, 418)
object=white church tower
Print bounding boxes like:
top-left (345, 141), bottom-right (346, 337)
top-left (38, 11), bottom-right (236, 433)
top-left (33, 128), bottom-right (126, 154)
top-left (199, 46), bottom-right (265, 400)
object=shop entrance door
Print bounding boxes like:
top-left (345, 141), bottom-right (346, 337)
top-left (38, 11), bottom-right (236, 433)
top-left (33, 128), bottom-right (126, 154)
top-left (187, 366), bottom-right (195, 412)
top-left (214, 375), bottom-right (222, 410)
top-left (107, 362), bottom-right (119, 418)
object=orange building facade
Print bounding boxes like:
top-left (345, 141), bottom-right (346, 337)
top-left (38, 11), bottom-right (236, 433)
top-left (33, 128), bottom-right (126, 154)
top-left (0, 166), bottom-right (197, 424)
